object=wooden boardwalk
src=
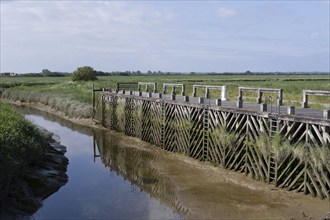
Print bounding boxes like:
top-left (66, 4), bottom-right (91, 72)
top-left (94, 89), bottom-right (330, 200)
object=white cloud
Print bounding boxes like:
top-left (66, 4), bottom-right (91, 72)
top-left (217, 8), bottom-right (237, 18)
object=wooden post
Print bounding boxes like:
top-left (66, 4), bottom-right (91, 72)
top-left (303, 160), bottom-right (308, 194)
top-left (221, 85), bottom-right (227, 101)
top-left (92, 84), bottom-right (95, 118)
top-left (257, 89), bottom-right (262, 104)
top-left (277, 89), bottom-right (283, 106)
top-left (323, 110), bottom-right (330, 120)
top-left (205, 88), bottom-right (210, 99)
top-left (154, 83), bottom-right (157, 93)
top-left (238, 88), bottom-right (243, 101)
top-left (192, 86), bottom-right (197, 97)
top-left (287, 106), bottom-right (295, 115)
top-left (302, 91), bottom-right (308, 108)
top-left (181, 84), bottom-right (185, 96)
top-left (215, 99), bottom-right (221, 106)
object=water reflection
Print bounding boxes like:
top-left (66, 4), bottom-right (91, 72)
top-left (10, 104), bottom-right (183, 219)
top-left (94, 130), bottom-right (189, 216)
top-left (14, 105), bottom-right (93, 136)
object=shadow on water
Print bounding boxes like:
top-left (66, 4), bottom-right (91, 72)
top-left (93, 130), bottom-right (189, 216)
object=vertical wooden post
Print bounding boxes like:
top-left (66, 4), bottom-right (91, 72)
top-left (192, 86), bottom-right (196, 97)
top-left (267, 156), bottom-right (271, 183)
top-left (245, 116), bottom-right (249, 175)
top-left (181, 84), bottom-right (185, 96)
top-left (92, 84), bottom-right (95, 118)
top-left (274, 159), bottom-right (278, 187)
top-left (277, 89), bottom-right (283, 106)
top-left (154, 83), bottom-right (158, 93)
top-left (93, 132), bottom-right (96, 163)
top-left (303, 161), bottom-right (308, 195)
top-left (306, 124), bottom-right (310, 144)
top-left (101, 95), bottom-right (105, 126)
top-left (221, 85), bottom-right (227, 101)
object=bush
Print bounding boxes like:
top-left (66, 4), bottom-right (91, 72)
top-left (71, 66), bottom-right (98, 81)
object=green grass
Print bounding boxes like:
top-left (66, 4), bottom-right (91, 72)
top-left (0, 103), bottom-right (47, 203)
top-left (0, 74), bottom-right (329, 113)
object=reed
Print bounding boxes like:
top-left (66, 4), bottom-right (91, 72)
top-left (1, 89), bottom-right (93, 118)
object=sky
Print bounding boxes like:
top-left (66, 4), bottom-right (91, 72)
top-left (0, 0), bottom-right (329, 73)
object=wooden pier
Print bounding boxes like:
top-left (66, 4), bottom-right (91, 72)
top-left (94, 85), bottom-right (330, 199)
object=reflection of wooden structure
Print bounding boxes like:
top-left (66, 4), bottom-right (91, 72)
top-left (93, 132), bottom-right (189, 216)
top-left (95, 87), bottom-right (330, 200)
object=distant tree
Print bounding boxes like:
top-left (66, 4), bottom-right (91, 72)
top-left (190, 72), bottom-right (196, 75)
top-left (42, 69), bottom-right (52, 76)
top-left (95, 71), bottom-right (105, 76)
top-left (72, 66), bottom-right (97, 81)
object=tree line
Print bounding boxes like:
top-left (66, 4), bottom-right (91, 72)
top-left (11, 68), bottom-right (330, 77)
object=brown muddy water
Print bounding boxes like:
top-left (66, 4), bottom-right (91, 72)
top-left (14, 105), bottom-right (330, 219)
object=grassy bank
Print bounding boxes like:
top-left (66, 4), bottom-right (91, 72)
top-left (0, 74), bottom-right (329, 113)
top-left (0, 103), bottom-right (47, 204)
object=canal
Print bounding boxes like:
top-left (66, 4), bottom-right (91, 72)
top-left (12, 105), bottom-right (329, 219)
top-left (15, 106), bottom-right (181, 219)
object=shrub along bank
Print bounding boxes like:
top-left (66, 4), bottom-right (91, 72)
top-left (0, 103), bottom-right (47, 205)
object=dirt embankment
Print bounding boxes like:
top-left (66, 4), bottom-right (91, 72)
top-left (2, 99), bottom-right (330, 219)
top-left (0, 131), bottom-right (68, 218)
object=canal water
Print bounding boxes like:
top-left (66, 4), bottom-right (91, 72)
top-left (14, 106), bottom-right (181, 219)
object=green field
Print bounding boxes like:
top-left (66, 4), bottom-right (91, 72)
top-left (0, 74), bottom-right (329, 117)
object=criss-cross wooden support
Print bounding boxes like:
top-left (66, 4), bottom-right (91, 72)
top-left (97, 92), bottom-right (330, 199)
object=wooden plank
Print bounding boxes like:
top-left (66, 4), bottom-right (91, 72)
top-left (277, 155), bottom-right (295, 183)
top-left (247, 119), bottom-right (259, 141)
top-left (307, 169), bottom-right (324, 199)
top-left (287, 169), bottom-right (305, 190)
top-left (227, 141), bottom-right (246, 170)
top-left (247, 153), bottom-right (259, 179)
top-left (283, 121), bottom-right (297, 139)
top-left (254, 148), bottom-right (268, 176)
top-left (320, 168), bottom-right (330, 188)
top-left (279, 160), bottom-right (303, 188)
top-left (290, 123), bottom-right (305, 142)
top-left (312, 166), bottom-right (330, 199)
top-left (249, 146), bottom-right (265, 180)
top-left (308, 130), bottom-right (319, 146)
top-left (306, 182), bottom-right (316, 197)
top-left (311, 124), bottom-right (325, 145)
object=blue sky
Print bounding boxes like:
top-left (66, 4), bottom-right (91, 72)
top-left (1, 1), bottom-right (329, 73)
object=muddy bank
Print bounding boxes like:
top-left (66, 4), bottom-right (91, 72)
top-left (116, 136), bottom-right (330, 219)
top-left (0, 129), bottom-right (68, 218)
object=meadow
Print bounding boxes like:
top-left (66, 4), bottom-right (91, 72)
top-left (0, 74), bottom-right (329, 118)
